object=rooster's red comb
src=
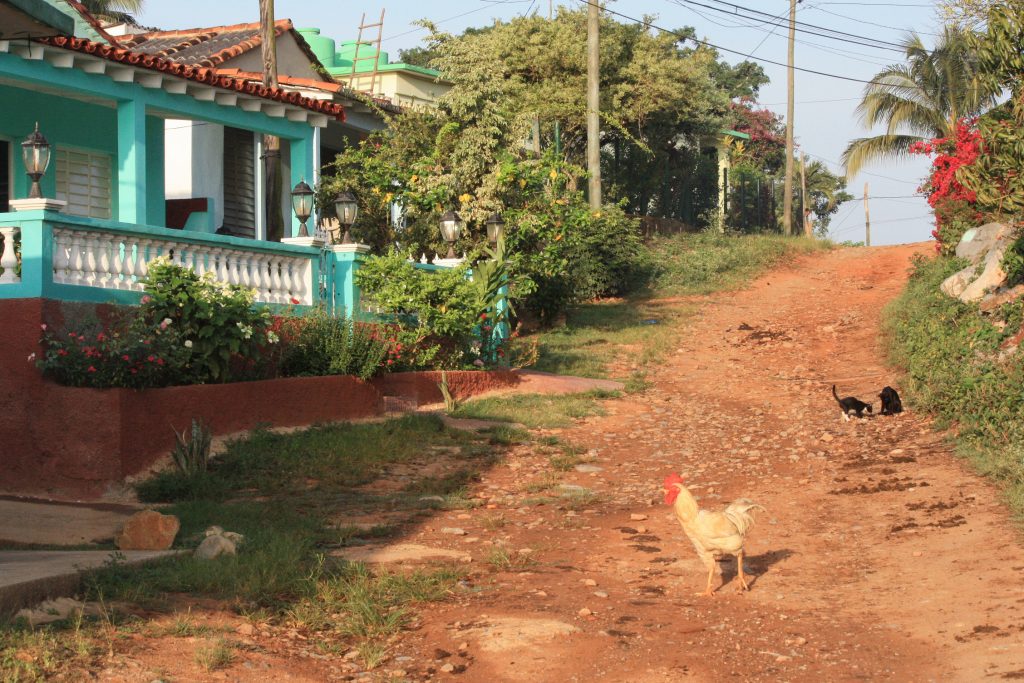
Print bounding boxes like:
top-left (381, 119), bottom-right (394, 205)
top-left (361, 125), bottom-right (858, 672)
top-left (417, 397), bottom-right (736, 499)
top-left (663, 472), bottom-right (685, 488)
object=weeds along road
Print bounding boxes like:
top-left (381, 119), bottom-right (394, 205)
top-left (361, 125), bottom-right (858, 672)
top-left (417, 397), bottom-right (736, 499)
top-left (405, 243), bottom-right (1024, 682)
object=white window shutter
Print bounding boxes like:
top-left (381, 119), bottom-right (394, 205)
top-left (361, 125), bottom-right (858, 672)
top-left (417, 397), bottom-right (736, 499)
top-left (55, 149), bottom-right (112, 219)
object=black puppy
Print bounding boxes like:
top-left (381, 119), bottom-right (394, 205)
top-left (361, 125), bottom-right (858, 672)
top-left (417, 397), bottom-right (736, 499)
top-left (879, 386), bottom-right (903, 415)
top-left (832, 385), bottom-right (872, 421)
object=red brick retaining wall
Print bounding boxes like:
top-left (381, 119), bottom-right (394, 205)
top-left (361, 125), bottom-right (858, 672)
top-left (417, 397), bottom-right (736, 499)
top-left (0, 299), bottom-right (521, 499)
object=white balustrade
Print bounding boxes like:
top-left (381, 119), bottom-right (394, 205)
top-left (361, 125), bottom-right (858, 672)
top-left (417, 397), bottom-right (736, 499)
top-left (0, 226), bottom-right (20, 284)
top-left (48, 227), bottom-right (314, 304)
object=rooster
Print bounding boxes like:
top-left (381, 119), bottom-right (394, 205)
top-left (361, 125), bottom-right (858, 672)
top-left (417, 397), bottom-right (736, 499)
top-left (663, 472), bottom-right (766, 596)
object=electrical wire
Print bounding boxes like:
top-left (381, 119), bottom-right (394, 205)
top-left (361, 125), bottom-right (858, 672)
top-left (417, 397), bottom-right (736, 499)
top-left (578, 0), bottom-right (914, 86)
top-left (807, 5), bottom-right (941, 38)
top-left (674, 0), bottom-right (896, 67)
top-left (672, 0), bottom-right (907, 51)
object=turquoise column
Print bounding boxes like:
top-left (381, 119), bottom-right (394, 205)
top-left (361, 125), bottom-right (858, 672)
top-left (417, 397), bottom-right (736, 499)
top-left (288, 132), bottom-right (314, 238)
top-left (0, 212), bottom-right (51, 300)
top-left (327, 244), bottom-right (370, 318)
top-left (116, 100), bottom-right (146, 224)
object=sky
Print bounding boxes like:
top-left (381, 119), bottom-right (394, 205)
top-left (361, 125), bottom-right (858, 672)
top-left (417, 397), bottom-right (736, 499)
top-left (137, 1), bottom-right (947, 246)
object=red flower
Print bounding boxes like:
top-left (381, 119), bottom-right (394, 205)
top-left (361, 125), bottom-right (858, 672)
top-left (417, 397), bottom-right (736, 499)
top-left (156, 358), bottom-right (164, 366)
top-left (290, 297), bottom-right (300, 305)
top-left (479, 313), bottom-right (488, 320)
top-left (87, 366), bottom-right (96, 373)
top-left (147, 355), bottom-right (156, 362)
top-left (122, 354), bottom-right (131, 361)
top-left (57, 349), bottom-right (68, 357)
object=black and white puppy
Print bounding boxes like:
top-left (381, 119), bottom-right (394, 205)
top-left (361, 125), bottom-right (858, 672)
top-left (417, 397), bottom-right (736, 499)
top-left (832, 385), bottom-right (872, 421)
top-left (879, 386), bottom-right (903, 415)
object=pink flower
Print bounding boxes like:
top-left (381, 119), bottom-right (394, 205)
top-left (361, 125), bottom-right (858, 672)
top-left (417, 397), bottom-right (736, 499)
top-left (57, 349), bottom-right (67, 357)
top-left (147, 355), bottom-right (156, 362)
top-left (87, 366), bottom-right (96, 373)
top-left (156, 358), bottom-right (164, 366)
top-left (40, 324), bottom-right (47, 331)
top-left (141, 295), bottom-right (152, 304)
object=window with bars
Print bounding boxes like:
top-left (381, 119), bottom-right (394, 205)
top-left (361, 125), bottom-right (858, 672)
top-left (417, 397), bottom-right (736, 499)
top-left (55, 148), bottom-right (112, 219)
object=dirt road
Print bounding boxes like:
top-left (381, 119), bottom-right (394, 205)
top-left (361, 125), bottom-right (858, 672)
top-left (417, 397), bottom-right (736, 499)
top-left (390, 243), bottom-right (1024, 682)
top-left (87, 244), bottom-right (1024, 682)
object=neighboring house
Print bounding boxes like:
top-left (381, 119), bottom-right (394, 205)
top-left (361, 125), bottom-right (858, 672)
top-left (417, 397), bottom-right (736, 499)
top-left (298, 28), bottom-right (451, 109)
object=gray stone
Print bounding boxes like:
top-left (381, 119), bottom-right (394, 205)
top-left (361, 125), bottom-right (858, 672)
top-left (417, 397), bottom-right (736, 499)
top-left (956, 223), bottom-right (1009, 263)
top-left (441, 527), bottom-right (467, 535)
top-left (980, 283), bottom-right (1024, 312)
top-left (194, 532), bottom-right (241, 560)
top-left (960, 238), bottom-right (1012, 302)
top-left (15, 597), bottom-right (101, 627)
top-left (941, 265), bottom-right (979, 298)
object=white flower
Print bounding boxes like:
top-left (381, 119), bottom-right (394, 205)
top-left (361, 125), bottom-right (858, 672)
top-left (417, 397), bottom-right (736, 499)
top-left (161, 318), bottom-right (173, 327)
top-left (266, 331), bottom-right (280, 344)
top-left (27, 353), bottom-right (36, 362)
top-left (184, 340), bottom-right (193, 348)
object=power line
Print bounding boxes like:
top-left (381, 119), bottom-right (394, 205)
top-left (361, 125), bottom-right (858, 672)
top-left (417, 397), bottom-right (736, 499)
top-left (383, 5), bottom-right (497, 41)
top-left (580, 0), bottom-right (909, 86)
top-left (674, 1), bottom-right (897, 67)
top-left (807, 5), bottom-right (942, 38)
top-left (673, 0), bottom-right (907, 51)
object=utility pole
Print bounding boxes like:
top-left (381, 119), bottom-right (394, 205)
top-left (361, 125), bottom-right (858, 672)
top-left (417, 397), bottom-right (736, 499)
top-left (259, 0), bottom-right (284, 241)
top-left (782, 0), bottom-right (798, 235)
top-left (800, 151), bottom-right (809, 236)
top-left (586, 0), bottom-right (601, 209)
top-left (863, 182), bottom-right (871, 246)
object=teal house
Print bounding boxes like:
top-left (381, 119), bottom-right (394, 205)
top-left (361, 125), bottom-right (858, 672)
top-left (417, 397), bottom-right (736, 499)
top-left (0, 0), bottom-right (353, 309)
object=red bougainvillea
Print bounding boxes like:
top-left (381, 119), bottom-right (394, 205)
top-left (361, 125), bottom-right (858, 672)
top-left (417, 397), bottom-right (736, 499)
top-left (910, 118), bottom-right (984, 253)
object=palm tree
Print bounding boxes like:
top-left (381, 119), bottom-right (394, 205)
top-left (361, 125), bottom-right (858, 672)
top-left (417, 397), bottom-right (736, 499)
top-left (80, 0), bottom-right (144, 24)
top-left (841, 27), bottom-right (998, 179)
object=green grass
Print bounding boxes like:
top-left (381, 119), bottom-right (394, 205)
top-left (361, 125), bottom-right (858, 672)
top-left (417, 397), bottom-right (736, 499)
top-left (451, 391), bottom-right (614, 429)
top-left (883, 253), bottom-right (1024, 516)
top-left (523, 232), bottom-right (830, 381)
top-left (195, 638), bottom-right (235, 672)
top-left (6, 413), bottom-right (501, 680)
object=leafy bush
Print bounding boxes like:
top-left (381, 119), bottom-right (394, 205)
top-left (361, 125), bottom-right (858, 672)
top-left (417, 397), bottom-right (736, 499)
top-left (141, 258), bottom-right (276, 383)
top-left (36, 314), bottom-right (190, 389)
top-left (278, 308), bottom-right (390, 380)
top-left (884, 253), bottom-right (1024, 514)
top-left (37, 259), bottom-right (278, 388)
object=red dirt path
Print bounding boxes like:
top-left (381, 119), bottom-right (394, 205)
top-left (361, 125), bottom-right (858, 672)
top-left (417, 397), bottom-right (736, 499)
top-left (88, 244), bottom-right (1024, 681)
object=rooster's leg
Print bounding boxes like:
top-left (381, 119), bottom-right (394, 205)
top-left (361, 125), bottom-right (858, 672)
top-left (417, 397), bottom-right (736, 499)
top-left (736, 550), bottom-right (750, 592)
top-left (696, 554), bottom-right (717, 597)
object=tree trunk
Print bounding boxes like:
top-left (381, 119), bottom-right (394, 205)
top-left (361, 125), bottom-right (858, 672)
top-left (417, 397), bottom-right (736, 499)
top-left (259, 0), bottom-right (284, 241)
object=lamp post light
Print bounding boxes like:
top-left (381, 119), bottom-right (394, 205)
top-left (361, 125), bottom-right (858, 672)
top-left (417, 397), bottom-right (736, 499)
top-left (21, 122), bottom-right (51, 200)
top-left (333, 191), bottom-right (359, 244)
top-left (290, 179), bottom-right (314, 237)
top-left (485, 212), bottom-right (505, 247)
top-left (439, 209), bottom-right (464, 259)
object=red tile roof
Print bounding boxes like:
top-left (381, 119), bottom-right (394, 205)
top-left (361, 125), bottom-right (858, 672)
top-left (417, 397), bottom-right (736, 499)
top-left (216, 68), bottom-right (404, 114)
top-left (62, 0), bottom-right (123, 46)
top-left (119, 19), bottom-right (328, 76)
top-left (36, 36), bottom-right (345, 122)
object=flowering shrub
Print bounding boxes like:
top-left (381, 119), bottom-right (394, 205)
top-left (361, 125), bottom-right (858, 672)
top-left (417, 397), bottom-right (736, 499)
top-left (141, 259), bottom-right (276, 382)
top-left (38, 260), bottom-right (278, 388)
top-left (36, 318), bottom-right (189, 389)
top-left (910, 118), bottom-right (984, 254)
top-left (277, 308), bottom-right (390, 380)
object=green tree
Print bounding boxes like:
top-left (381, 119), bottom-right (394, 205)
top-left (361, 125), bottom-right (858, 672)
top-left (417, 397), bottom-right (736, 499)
top-left (80, 0), bottom-right (144, 24)
top-left (841, 28), bottom-right (998, 179)
top-left (803, 159), bottom-right (853, 232)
